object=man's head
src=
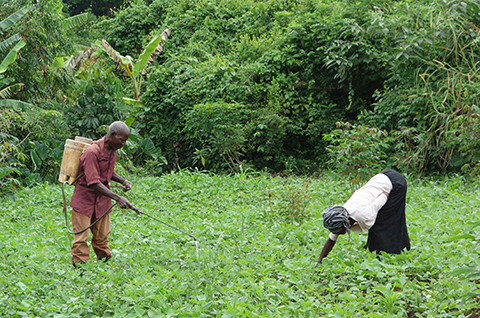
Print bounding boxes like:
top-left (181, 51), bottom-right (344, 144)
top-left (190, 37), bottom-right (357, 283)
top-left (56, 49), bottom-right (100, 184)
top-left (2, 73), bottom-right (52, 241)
top-left (105, 121), bottom-right (130, 151)
top-left (322, 205), bottom-right (351, 235)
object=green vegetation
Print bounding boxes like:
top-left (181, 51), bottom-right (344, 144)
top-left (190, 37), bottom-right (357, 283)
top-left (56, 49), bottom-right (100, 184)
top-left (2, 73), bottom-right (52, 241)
top-left (0, 171), bottom-right (479, 317)
top-left (1, 0), bottom-right (479, 316)
top-left (2, 0), bottom-right (480, 197)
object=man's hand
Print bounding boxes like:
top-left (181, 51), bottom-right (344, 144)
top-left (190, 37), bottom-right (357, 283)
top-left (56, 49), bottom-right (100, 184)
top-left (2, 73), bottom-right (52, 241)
top-left (116, 196), bottom-right (133, 209)
top-left (122, 180), bottom-right (132, 192)
top-left (131, 206), bottom-right (142, 214)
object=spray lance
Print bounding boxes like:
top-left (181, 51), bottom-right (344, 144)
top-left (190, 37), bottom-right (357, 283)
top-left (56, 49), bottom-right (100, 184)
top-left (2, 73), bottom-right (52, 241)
top-left (130, 206), bottom-right (197, 241)
top-left (119, 182), bottom-right (197, 241)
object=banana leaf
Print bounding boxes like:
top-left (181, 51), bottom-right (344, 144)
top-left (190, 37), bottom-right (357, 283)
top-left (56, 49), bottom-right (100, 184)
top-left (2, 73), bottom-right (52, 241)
top-left (0, 40), bottom-right (26, 74)
top-left (0, 6), bottom-right (29, 30)
top-left (133, 28), bottom-right (171, 76)
top-left (0, 34), bottom-right (22, 52)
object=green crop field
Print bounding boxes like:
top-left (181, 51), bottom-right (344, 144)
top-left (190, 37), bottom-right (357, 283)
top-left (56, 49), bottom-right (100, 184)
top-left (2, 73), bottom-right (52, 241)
top-left (0, 170), bottom-right (479, 317)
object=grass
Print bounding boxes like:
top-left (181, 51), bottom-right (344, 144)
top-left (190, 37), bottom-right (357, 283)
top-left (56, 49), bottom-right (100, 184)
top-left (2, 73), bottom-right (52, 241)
top-left (0, 170), bottom-right (479, 317)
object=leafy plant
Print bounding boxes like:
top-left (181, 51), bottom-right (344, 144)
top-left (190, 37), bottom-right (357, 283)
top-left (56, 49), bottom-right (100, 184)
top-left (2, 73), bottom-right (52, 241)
top-left (323, 121), bottom-right (394, 185)
top-left (97, 28), bottom-right (171, 100)
top-left (267, 178), bottom-right (312, 223)
top-left (367, 0), bottom-right (480, 175)
top-left (450, 194), bottom-right (480, 302)
top-left (0, 4), bottom-right (29, 108)
top-left (121, 132), bottom-right (168, 176)
top-left (183, 102), bottom-right (251, 173)
top-left (63, 59), bottom-right (126, 139)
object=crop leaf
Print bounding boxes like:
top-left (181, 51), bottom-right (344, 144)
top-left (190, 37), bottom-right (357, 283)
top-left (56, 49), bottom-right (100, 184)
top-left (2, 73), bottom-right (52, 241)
top-left (134, 28), bottom-right (171, 76)
top-left (447, 233), bottom-right (476, 241)
top-left (0, 99), bottom-right (31, 109)
top-left (99, 39), bottom-right (133, 76)
top-left (452, 267), bottom-right (480, 278)
top-left (141, 138), bottom-right (158, 160)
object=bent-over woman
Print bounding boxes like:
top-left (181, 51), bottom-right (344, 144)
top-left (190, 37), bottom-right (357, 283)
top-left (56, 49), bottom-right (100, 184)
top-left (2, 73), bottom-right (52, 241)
top-left (317, 170), bottom-right (411, 264)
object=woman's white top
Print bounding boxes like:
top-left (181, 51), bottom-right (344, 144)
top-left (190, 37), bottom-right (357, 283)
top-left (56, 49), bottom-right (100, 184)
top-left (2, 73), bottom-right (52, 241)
top-left (328, 173), bottom-right (393, 241)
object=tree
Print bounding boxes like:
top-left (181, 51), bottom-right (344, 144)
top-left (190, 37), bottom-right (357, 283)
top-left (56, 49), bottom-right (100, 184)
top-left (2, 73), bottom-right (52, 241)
top-left (62, 0), bottom-right (127, 17)
top-left (98, 28), bottom-right (171, 100)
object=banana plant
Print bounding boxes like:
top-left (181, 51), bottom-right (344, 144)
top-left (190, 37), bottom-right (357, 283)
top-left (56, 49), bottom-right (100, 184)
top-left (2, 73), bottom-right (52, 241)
top-left (0, 4), bottom-right (30, 109)
top-left (97, 28), bottom-right (171, 100)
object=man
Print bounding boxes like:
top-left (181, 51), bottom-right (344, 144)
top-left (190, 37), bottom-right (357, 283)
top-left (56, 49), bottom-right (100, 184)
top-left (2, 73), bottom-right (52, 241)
top-left (317, 170), bottom-right (411, 264)
top-left (70, 121), bottom-right (133, 267)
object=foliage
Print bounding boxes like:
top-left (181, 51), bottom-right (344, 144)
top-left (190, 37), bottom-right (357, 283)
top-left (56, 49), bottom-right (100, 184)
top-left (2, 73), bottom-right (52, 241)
top-left (0, 109), bottom-right (27, 199)
top-left (140, 0), bottom-right (410, 173)
top-left (266, 177), bottom-right (312, 223)
top-left (366, 0), bottom-right (480, 175)
top-left (0, 4), bottom-right (29, 108)
top-left (121, 131), bottom-right (168, 176)
top-left (323, 121), bottom-right (394, 185)
top-left (97, 28), bottom-right (171, 100)
top-left (243, 106), bottom-right (289, 171)
top-left (94, 0), bottom-right (167, 56)
top-left (450, 193), bottom-right (480, 303)
top-left (451, 108), bottom-right (480, 176)
top-left (4, 0), bottom-right (78, 103)
top-left (0, 102), bottom-right (66, 197)
top-left (63, 64), bottom-right (126, 139)
top-left (62, 0), bottom-right (127, 17)
top-left (0, 0), bottom-right (97, 196)
top-left (4, 0), bottom-right (480, 185)
top-left (0, 172), bottom-right (479, 316)
top-left (183, 102), bottom-right (251, 173)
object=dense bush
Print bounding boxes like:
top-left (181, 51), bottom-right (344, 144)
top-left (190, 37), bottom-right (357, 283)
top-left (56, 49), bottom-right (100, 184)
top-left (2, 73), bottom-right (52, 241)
top-left (183, 102), bottom-right (251, 172)
top-left (0, 0), bottom-right (88, 196)
top-left (3, 0), bottom-right (480, 197)
top-left (323, 121), bottom-right (394, 184)
top-left (140, 0), bottom-right (398, 172)
top-left (365, 0), bottom-right (480, 174)
top-left (95, 0), bottom-right (168, 57)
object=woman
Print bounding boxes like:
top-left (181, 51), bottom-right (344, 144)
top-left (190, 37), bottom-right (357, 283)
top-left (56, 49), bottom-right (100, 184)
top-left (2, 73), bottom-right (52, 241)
top-left (317, 170), bottom-right (411, 264)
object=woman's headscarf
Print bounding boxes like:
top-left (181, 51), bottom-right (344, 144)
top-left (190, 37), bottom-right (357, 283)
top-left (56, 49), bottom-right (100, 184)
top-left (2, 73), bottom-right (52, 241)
top-left (322, 205), bottom-right (351, 234)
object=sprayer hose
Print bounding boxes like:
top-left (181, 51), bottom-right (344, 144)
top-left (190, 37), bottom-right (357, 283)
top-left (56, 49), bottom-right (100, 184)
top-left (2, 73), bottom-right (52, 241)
top-left (61, 181), bottom-right (116, 235)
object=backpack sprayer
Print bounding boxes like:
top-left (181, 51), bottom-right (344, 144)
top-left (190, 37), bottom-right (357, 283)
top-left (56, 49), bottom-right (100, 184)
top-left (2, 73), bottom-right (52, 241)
top-left (59, 136), bottom-right (197, 241)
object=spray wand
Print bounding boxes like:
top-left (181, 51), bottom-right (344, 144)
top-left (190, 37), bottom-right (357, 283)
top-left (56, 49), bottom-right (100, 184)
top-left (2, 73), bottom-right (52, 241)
top-left (131, 206), bottom-right (197, 241)
top-left (122, 182), bottom-right (196, 240)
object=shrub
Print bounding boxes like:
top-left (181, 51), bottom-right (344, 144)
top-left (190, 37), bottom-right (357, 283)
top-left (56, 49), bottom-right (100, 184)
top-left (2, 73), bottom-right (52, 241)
top-left (183, 102), bottom-right (251, 173)
top-left (323, 121), bottom-right (394, 184)
top-left (63, 61), bottom-right (127, 140)
top-left (366, 0), bottom-right (480, 175)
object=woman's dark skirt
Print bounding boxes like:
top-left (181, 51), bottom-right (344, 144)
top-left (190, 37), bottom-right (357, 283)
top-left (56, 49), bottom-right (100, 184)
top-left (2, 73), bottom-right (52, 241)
top-left (365, 170), bottom-right (411, 254)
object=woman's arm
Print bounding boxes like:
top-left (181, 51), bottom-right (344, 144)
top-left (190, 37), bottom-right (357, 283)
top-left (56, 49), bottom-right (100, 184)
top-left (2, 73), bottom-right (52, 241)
top-left (317, 238), bottom-right (336, 265)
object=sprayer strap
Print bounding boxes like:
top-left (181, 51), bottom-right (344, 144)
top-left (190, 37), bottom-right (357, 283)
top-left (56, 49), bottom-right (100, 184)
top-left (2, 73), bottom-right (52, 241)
top-left (70, 172), bottom-right (85, 185)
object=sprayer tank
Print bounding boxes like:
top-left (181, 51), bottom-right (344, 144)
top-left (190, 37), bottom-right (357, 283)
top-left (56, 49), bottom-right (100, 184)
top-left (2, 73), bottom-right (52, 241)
top-left (58, 136), bottom-right (93, 185)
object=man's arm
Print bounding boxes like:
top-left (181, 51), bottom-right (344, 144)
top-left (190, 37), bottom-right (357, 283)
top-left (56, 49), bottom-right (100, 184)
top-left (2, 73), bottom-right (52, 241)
top-left (90, 182), bottom-right (133, 209)
top-left (317, 238), bottom-right (336, 265)
top-left (111, 172), bottom-right (132, 191)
